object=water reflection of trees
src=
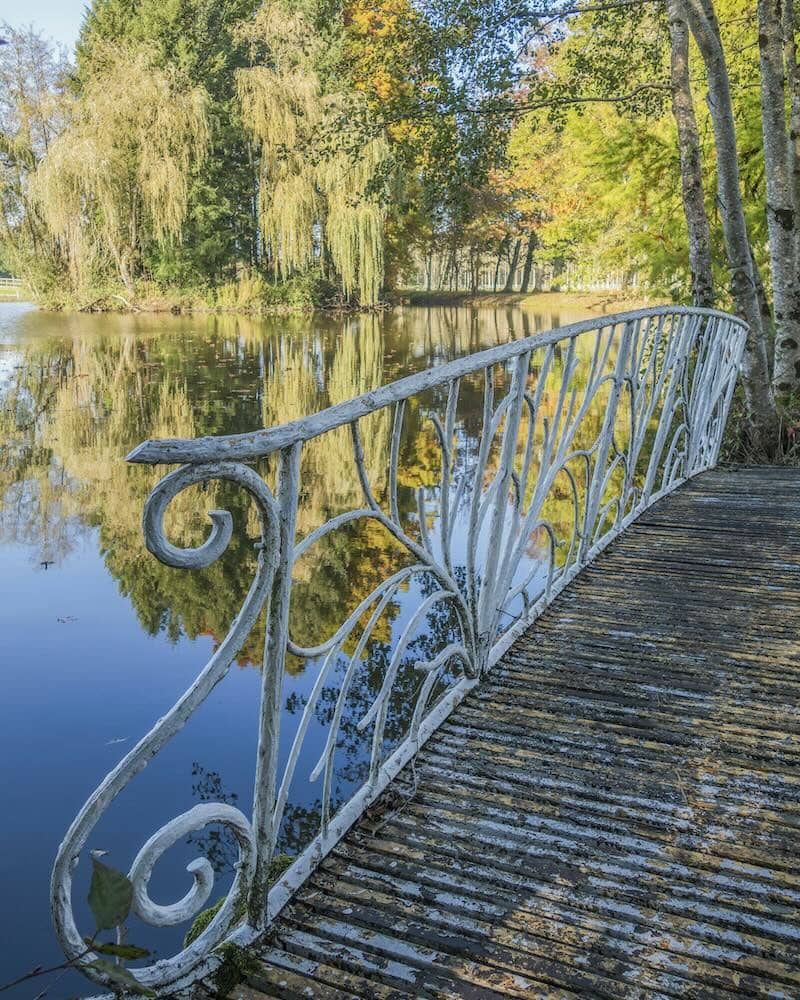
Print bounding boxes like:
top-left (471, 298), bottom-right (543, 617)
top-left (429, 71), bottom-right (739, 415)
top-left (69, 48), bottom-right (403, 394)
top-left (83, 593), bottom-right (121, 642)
top-left (2, 302), bottom-right (636, 872)
top-left (1, 305), bottom-right (607, 655)
top-left (5, 308), bottom-right (622, 667)
top-left (186, 763), bottom-right (243, 875)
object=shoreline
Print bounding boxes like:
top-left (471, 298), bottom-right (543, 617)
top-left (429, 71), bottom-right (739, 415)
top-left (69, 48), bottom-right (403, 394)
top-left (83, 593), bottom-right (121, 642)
top-left (4, 288), bottom-right (659, 316)
top-left (392, 289), bottom-right (660, 313)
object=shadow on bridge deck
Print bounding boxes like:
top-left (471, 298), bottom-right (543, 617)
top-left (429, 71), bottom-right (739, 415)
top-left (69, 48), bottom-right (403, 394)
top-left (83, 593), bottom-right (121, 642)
top-left (211, 465), bottom-right (800, 999)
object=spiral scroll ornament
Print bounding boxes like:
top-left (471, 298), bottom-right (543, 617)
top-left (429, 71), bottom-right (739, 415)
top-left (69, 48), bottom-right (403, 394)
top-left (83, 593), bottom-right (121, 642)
top-left (51, 462), bottom-right (279, 992)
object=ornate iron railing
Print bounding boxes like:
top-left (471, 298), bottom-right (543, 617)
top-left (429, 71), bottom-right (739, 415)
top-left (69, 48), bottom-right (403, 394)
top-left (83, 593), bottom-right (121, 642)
top-left (51, 306), bottom-right (747, 994)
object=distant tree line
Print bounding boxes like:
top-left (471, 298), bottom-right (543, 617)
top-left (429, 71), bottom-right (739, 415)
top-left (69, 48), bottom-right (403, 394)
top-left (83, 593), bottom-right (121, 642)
top-left (1, 0), bottom-right (798, 447)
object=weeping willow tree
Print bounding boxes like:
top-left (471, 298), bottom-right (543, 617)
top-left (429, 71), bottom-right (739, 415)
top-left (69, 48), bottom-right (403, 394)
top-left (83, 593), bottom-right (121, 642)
top-left (0, 23), bottom-right (73, 298)
top-left (237, 3), bottom-right (388, 305)
top-left (32, 42), bottom-right (209, 298)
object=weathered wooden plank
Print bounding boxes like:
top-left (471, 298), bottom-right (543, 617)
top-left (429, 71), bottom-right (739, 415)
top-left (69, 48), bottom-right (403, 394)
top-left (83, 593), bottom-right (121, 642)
top-left (216, 467), bottom-right (800, 998)
top-left (332, 835), bottom-right (800, 973)
top-left (228, 950), bottom-right (413, 998)
top-left (314, 852), bottom-right (800, 994)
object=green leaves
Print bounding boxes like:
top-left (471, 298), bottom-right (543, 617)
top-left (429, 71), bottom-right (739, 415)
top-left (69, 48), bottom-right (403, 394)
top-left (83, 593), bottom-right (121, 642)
top-left (85, 939), bottom-right (151, 960)
top-left (87, 855), bottom-right (133, 931)
top-left (82, 858), bottom-right (154, 994)
top-left (87, 959), bottom-right (156, 997)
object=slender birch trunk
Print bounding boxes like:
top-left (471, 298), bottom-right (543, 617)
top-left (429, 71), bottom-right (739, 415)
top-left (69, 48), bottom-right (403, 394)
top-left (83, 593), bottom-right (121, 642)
top-left (520, 234), bottom-right (537, 293)
top-left (758, 0), bottom-right (800, 391)
top-left (679, 0), bottom-right (777, 445)
top-left (751, 246), bottom-right (776, 370)
top-left (667, 0), bottom-right (715, 307)
top-left (503, 237), bottom-right (522, 292)
top-left (783, 0), bottom-right (800, 275)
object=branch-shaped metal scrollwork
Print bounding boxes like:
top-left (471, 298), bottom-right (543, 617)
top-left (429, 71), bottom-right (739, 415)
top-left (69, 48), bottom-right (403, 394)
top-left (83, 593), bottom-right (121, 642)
top-left (267, 310), bottom-right (746, 859)
top-left (55, 307), bottom-right (747, 997)
top-left (51, 462), bottom-right (279, 993)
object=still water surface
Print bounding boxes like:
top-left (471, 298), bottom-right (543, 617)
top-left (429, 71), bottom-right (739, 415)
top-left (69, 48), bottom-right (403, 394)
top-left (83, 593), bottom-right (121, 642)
top-left (0, 297), bottom-right (626, 996)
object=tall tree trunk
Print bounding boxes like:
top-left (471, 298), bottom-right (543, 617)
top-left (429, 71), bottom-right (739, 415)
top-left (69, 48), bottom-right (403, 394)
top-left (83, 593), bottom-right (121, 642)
top-left (439, 247), bottom-right (455, 291)
top-left (493, 235), bottom-right (509, 291)
top-left (503, 238), bottom-right (522, 292)
top-left (520, 234), bottom-right (537, 293)
top-left (751, 246), bottom-right (776, 370)
top-left (667, 0), bottom-right (715, 308)
top-left (679, 0), bottom-right (777, 447)
top-left (758, 0), bottom-right (800, 391)
top-left (782, 0), bottom-right (800, 277)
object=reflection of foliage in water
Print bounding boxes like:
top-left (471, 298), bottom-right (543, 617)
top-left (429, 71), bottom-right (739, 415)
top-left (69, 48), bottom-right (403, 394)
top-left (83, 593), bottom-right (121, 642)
top-left (0, 312), bottom-right (396, 659)
top-left (186, 763), bottom-right (242, 875)
top-left (1, 304), bottom-right (607, 660)
top-left (276, 564), bottom-right (470, 850)
top-left (0, 302), bottom-right (625, 861)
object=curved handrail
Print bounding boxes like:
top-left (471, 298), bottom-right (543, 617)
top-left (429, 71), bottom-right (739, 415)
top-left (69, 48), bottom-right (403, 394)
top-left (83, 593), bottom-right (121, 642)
top-left (53, 306), bottom-right (747, 995)
top-left (127, 305), bottom-right (745, 465)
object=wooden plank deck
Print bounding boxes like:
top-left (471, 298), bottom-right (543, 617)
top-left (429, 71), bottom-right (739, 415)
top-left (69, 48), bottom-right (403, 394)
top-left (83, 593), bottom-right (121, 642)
top-left (221, 465), bottom-right (800, 999)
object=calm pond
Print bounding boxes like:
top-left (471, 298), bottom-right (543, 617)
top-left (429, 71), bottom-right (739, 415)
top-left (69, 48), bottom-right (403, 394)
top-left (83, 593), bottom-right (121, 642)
top-left (0, 296), bottom-right (631, 996)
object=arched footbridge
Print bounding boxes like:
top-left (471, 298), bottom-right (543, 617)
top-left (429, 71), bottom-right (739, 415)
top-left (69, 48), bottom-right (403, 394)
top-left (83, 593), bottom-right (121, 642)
top-left (53, 307), bottom-right (800, 998)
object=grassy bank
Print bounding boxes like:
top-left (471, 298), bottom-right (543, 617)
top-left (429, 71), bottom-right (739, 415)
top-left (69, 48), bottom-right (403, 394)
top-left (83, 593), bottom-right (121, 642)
top-left (10, 282), bottom-right (659, 317)
top-left (393, 289), bottom-right (661, 313)
top-left (25, 271), bottom-right (369, 315)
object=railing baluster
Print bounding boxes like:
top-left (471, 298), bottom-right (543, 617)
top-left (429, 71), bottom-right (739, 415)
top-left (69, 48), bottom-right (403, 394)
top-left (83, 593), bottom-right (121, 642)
top-left (252, 442), bottom-right (301, 925)
top-left (388, 399), bottom-right (405, 524)
top-left (579, 319), bottom-right (635, 562)
top-left (477, 351), bottom-right (530, 659)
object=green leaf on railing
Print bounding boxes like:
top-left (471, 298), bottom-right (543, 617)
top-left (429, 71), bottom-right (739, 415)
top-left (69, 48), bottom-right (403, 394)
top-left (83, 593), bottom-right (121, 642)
top-left (85, 938), bottom-right (151, 960)
top-left (88, 856), bottom-right (132, 930)
top-left (88, 959), bottom-right (156, 996)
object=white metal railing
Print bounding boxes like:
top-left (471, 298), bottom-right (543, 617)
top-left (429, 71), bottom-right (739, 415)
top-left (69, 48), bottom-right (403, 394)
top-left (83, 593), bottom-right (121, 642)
top-left (0, 277), bottom-right (23, 298)
top-left (407, 256), bottom-right (640, 294)
top-left (51, 306), bottom-right (747, 994)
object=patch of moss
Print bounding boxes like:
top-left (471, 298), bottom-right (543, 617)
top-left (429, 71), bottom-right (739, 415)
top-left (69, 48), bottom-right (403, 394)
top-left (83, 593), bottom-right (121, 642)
top-left (209, 943), bottom-right (262, 995)
top-left (183, 854), bottom-right (296, 991)
top-left (184, 896), bottom-right (225, 948)
top-left (267, 853), bottom-right (293, 884)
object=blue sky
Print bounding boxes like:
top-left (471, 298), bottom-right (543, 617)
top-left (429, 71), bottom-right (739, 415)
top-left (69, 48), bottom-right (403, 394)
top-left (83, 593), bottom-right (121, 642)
top-left (0, 0), bottom-right (86, 52)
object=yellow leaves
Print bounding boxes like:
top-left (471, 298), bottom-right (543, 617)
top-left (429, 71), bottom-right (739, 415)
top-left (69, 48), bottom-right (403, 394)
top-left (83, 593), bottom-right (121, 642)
top-left (32, 41), bottom-right (209, 282)
top-left (235, 9), bottom-right (329, 280)
top-left (343, 0), bottom-right (419, 112)
top-left (346, 0), bottom-right (417, 46)
top-left (348, 0), bottom-right (401, 39)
